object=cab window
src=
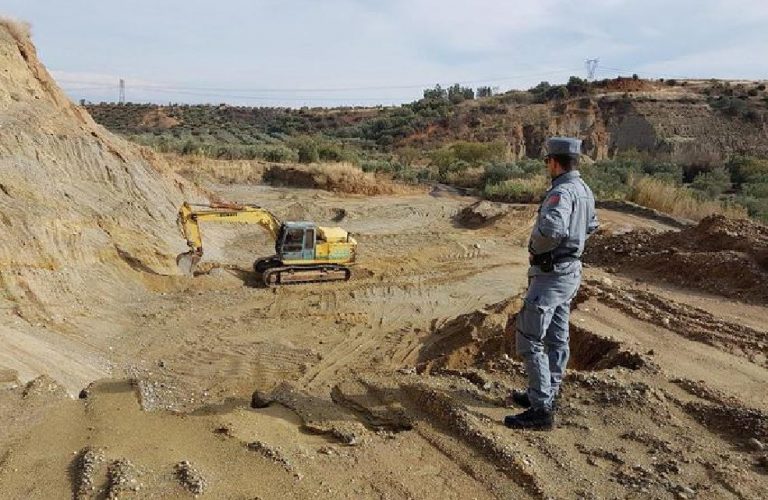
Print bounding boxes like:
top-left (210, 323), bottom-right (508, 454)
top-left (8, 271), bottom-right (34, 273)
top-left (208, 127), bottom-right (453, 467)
top-left (283, 228), bottom-right (304, 253)
top-left (304, 229), bottom-right (315, 249)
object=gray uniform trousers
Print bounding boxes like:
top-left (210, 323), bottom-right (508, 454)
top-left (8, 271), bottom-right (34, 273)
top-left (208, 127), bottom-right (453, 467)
top-left (516, 268), bottom-right (581, 411)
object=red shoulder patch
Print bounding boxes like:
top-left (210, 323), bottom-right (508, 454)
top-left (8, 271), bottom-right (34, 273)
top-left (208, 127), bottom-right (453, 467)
top-left (546, 194), bottom-right (561, 206)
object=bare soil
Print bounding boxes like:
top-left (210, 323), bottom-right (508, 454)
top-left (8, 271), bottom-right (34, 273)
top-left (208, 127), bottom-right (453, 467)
top-left (1, 20), bottom-right (767, 500)
top-left (2, 183), bottom-right (767, 499)
top-left (584, 215), bottom-right (768, 303)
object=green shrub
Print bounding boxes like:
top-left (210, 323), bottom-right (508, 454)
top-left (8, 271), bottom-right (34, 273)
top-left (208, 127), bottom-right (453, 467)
top-left (580, 158), bottom-right (640, 199)
top-left (484, 162), bottom-right (523, 185)
top-left (726, 155), bottom-right (768, 185)
top-left (256, 145), bottom-right (297, 162)
top-left (453, 141), bottom-right (506, 164)
top-left (691, 167), bottom-right (731, 198)
top-left (641, 162), bottom-right (683, 184)
top-left (437, 160), bottom-right (471, 180)
top-left (743, 182), bottom-right (768, 198)
top-left (517, 158), bottom-right (545, 176)
top-left (290, 137), bottom-right (319, 163)
top-left (736, 192), bottom-right (768, 222)
top-left (394, 167), bottom-right (423, 184)
top-left (361, 160), bottom-right (398, 174)
top-left (482, 176), bottom-right (549, 203)
top-left (430, 141), bottom-right (507, 169)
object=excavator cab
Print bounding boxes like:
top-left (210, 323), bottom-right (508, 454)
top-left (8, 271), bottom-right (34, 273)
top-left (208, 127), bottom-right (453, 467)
top-left (277, 222), bottom-right (316, 261)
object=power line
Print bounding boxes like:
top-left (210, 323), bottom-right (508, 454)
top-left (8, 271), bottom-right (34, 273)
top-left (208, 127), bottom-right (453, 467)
top-left (596, 66), bottom-right (700, 80)
top-left (55, 68), bottom-right (581, 95)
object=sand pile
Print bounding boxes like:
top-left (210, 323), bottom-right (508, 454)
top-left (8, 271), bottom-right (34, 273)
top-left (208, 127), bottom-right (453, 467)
top-left (0, 19), bottom-right (198, 388)
top-left (584, 215), bottom-right (768, 302)
top-left (263, 163), bottom-right (419, 195)
top-left (416, 294), bottom-right (646, 374)
top-left (454, 200), bottom-right (535, 229)
top-left (416, 297), bottom-right (522, 373)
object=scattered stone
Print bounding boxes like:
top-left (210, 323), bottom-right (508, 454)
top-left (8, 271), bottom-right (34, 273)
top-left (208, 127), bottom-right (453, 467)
top-left (250, 390), bottom-right (274, 409)
top-left (174, 460), bottom-right (207, 495)
top-left (73, 447), bottom-right (104, 499)
top-left (22, 375), bottom-right (68, 400)
top-left (247, 441), bottom-right (293, 471)
top-left (748, 438), bottom-right (764, 451)
top-left (106, 458), bottom-right (140, 499)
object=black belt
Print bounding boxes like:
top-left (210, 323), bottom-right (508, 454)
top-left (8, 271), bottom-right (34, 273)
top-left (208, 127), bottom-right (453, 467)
top-left (530, 251), bottom-right (579, 272)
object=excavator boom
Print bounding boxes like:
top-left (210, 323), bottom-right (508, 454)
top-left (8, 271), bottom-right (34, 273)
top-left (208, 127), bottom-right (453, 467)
top-left (176, 201), bottom-right (281, 275)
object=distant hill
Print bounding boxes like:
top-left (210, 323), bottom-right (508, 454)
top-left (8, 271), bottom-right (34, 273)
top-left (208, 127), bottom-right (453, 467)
top-left (84, 77), bottom-right (768, 166)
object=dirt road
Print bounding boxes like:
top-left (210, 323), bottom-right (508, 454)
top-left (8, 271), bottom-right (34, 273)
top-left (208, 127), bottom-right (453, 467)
top-left (1, 185), bottom-right (767, 499)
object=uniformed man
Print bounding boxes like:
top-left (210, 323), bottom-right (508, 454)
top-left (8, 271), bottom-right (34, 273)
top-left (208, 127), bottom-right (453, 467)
top-left (504, 137), bottom-right (598, 431)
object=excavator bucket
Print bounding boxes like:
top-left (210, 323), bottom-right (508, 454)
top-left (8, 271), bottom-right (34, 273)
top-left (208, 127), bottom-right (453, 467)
top-left (176, 251), bottom-right (201, 276)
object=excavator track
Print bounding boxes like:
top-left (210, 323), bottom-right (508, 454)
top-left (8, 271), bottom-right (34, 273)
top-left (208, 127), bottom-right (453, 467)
top-left (261, 265), bottom-right (351, 287)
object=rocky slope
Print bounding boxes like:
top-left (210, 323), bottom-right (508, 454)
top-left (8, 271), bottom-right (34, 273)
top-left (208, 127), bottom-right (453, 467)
top-left (0, 20), bottom-right (198, 389)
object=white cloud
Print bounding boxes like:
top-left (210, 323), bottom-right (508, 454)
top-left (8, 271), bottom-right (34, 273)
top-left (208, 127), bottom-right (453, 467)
top-left (5, 0), bottom-right (768, 105)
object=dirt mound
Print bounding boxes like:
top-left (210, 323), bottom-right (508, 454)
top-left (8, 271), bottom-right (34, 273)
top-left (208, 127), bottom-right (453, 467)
top-left (416, 297), bottom-right (522, 373)
top-left (417, 295), bottom-right (646, 373)
top-left (0, 20), bottom-right (198, 389)
top-left (599, 77), bottom-right (658, 93)
top-left (584, 215), bottom-right (768, 302)
top-left (138, 108), bottom-right (180, 129)
top-left (263, 163), bottom-right (420, 195)
top-left (454, 200), bottom-right (534, 229)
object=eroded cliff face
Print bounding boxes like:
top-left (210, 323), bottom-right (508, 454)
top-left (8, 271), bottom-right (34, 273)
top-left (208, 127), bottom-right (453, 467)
top-left (423, 89), bottom-right (768, 163)
top-left (0, 20), bottom-right (199, 388)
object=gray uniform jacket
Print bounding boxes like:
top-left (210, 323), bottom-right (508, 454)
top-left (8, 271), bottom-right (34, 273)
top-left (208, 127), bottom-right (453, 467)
top-left (528, 171), bottom-right (598, 276)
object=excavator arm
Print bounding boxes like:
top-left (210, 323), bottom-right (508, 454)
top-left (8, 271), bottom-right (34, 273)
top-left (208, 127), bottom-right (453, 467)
top-left (176, 201), bottom-right (282, 275)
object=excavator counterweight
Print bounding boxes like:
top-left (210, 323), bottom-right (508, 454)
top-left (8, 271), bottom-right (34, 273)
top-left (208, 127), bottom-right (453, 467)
top-left (176, 201), bottom-right (356, 286)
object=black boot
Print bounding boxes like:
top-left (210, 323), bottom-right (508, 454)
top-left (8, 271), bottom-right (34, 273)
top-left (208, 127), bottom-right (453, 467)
top-left (505, 390), bottom-right (559, 410)
top-left (505, 390), bottom-right (531, 408)
top-left (504, 408), bottom-right (554, 430)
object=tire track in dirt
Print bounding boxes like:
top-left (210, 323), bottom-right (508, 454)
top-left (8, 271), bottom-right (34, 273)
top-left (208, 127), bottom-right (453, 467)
top-left (579, 279), bottom-right (768, 368)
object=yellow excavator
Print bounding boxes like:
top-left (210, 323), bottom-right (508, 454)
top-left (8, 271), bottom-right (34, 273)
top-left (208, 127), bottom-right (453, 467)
top-left (176, 201), bottom-right (357, 286)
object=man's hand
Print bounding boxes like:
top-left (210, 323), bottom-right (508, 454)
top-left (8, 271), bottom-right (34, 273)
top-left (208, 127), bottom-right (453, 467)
top-left (529, 252), bottom-right (534, 265)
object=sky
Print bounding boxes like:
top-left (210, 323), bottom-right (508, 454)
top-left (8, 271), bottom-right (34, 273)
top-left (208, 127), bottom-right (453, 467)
top-left (3, 0), bottom-right (767, 107)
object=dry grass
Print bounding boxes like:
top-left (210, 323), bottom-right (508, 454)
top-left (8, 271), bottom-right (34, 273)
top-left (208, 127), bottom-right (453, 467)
top-left (629, 176), bottom-right (747, 221)
top-left (264, 162), bottom-right (424, 196)
top-left (164, 153), bottom-right (267, 185)
top-left (162, 155), bottom-right (422, 196)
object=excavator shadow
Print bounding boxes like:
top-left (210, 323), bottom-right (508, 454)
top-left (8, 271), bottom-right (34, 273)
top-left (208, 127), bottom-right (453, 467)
top-left (224, 267), bottom-right (268, 289)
